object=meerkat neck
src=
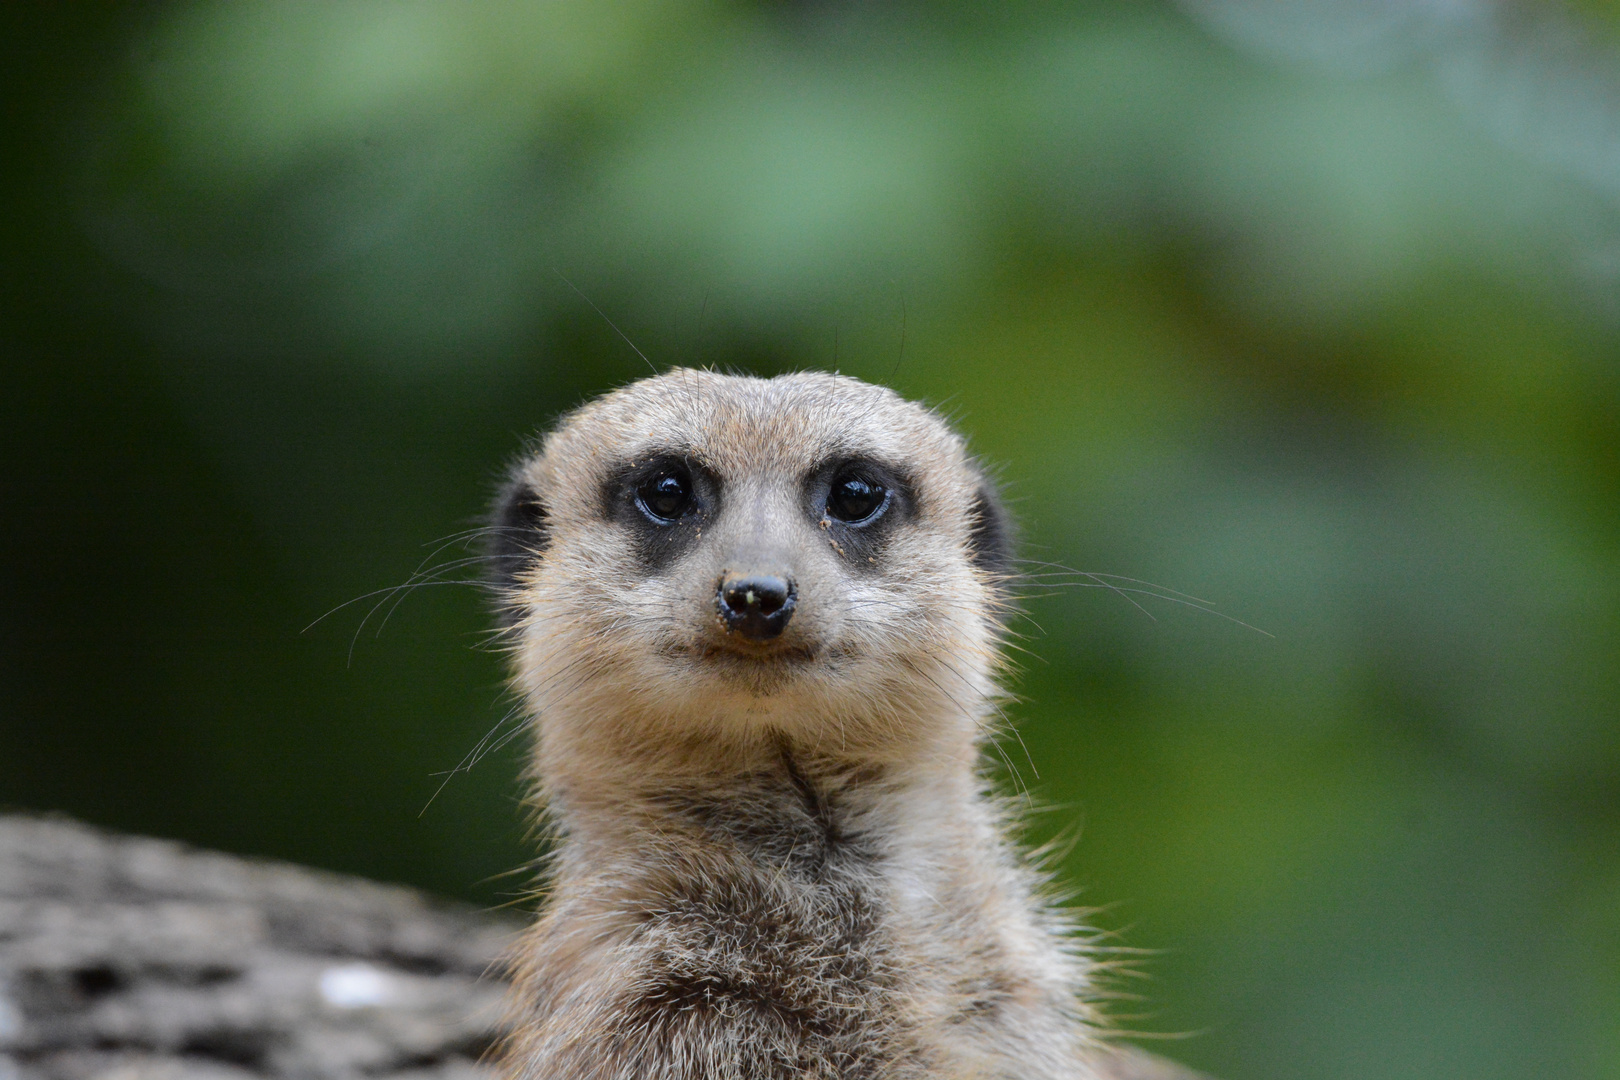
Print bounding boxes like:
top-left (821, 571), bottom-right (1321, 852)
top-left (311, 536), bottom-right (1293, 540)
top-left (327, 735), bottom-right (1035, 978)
top-left (534, 700), bottom-right (990, 875)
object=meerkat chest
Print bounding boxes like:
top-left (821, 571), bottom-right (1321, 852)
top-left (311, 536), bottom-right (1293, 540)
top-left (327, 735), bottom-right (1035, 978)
top-left (517, 793), bottom-right (936, 1079)
top-left (613, 774), bottom-right (899, 1011)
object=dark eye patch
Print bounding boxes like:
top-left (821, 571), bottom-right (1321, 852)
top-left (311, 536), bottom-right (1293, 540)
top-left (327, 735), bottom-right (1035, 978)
top-left (807, 458), bottom-right (912, 571)
top-left (603, 453), bottom-right (717, 573)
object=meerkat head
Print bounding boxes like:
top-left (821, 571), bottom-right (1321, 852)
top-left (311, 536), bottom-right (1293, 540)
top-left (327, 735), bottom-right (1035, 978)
top-left (488, 370), bottom-right (1011, 761)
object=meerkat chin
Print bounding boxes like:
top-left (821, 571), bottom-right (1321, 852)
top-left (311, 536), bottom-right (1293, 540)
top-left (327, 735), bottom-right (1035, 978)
top-left (484, 370), bottom-right (1193, 1080)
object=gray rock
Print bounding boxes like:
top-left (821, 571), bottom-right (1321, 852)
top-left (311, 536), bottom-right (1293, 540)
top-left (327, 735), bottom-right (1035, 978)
top-left (0, 817), bottom-right (519, 1080)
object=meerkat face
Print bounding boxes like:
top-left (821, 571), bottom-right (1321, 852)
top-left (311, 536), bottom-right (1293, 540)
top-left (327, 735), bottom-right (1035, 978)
top-left (489, 370), bottom-right (1010, 745)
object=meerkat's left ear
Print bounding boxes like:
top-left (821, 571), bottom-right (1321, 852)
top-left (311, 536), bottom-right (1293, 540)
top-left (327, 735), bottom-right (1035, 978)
top-left (486, 462), bottom-right (550, 628)
top-left (965, 471), bottom-right (1015, 582)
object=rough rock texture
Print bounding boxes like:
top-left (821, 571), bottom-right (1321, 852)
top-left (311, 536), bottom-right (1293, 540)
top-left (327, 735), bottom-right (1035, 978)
top-left (0, 816), bottom-right (519, 1080)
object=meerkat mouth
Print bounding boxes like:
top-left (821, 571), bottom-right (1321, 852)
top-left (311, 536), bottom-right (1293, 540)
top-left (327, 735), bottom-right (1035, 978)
top-left (657, 637), bottom-right (819, 670)
top-left (698, 640), bottom-right (817, 665)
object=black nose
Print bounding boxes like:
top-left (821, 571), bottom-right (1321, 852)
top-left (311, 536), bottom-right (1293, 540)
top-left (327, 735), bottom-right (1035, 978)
top-left (718, 575), bottom-right (796, 641)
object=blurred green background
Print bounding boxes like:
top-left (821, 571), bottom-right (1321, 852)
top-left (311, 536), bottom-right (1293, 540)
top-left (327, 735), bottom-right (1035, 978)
top-left (4, 2), bottom-right (1618, 1077)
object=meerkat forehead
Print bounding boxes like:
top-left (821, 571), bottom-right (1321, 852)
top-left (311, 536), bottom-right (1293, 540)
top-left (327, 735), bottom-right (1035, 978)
top-left (535, 370), bottom-right (968, 495)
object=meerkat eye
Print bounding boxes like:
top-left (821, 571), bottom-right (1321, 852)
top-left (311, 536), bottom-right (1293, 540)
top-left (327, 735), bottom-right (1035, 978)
top-left (826, 472), bottom-right (888, 524)
top-left (636, 468), bottom-right (693, 523)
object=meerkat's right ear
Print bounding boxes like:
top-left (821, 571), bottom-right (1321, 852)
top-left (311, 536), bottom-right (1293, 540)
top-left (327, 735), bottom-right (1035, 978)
top-left (486, 465), bottom-right (550, 628)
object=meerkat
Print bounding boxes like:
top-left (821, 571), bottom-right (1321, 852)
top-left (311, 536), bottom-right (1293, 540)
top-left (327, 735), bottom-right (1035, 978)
top-left (486, 370), bottom-right (1204, 1080)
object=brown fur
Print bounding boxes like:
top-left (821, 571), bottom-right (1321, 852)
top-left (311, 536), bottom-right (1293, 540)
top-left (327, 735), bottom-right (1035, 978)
top-left (491, 371), bottom-right (1116, 1080)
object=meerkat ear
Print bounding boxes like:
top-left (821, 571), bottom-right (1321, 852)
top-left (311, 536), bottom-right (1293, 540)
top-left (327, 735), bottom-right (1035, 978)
top-left (487, 467), bottom-right (550, 627)
top-left (966, 477), bottom-right (1015, 582)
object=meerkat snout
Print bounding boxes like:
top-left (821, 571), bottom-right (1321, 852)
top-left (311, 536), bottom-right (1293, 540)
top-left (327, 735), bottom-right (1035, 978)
top-left (717, 573), bottom-right (796, 639)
